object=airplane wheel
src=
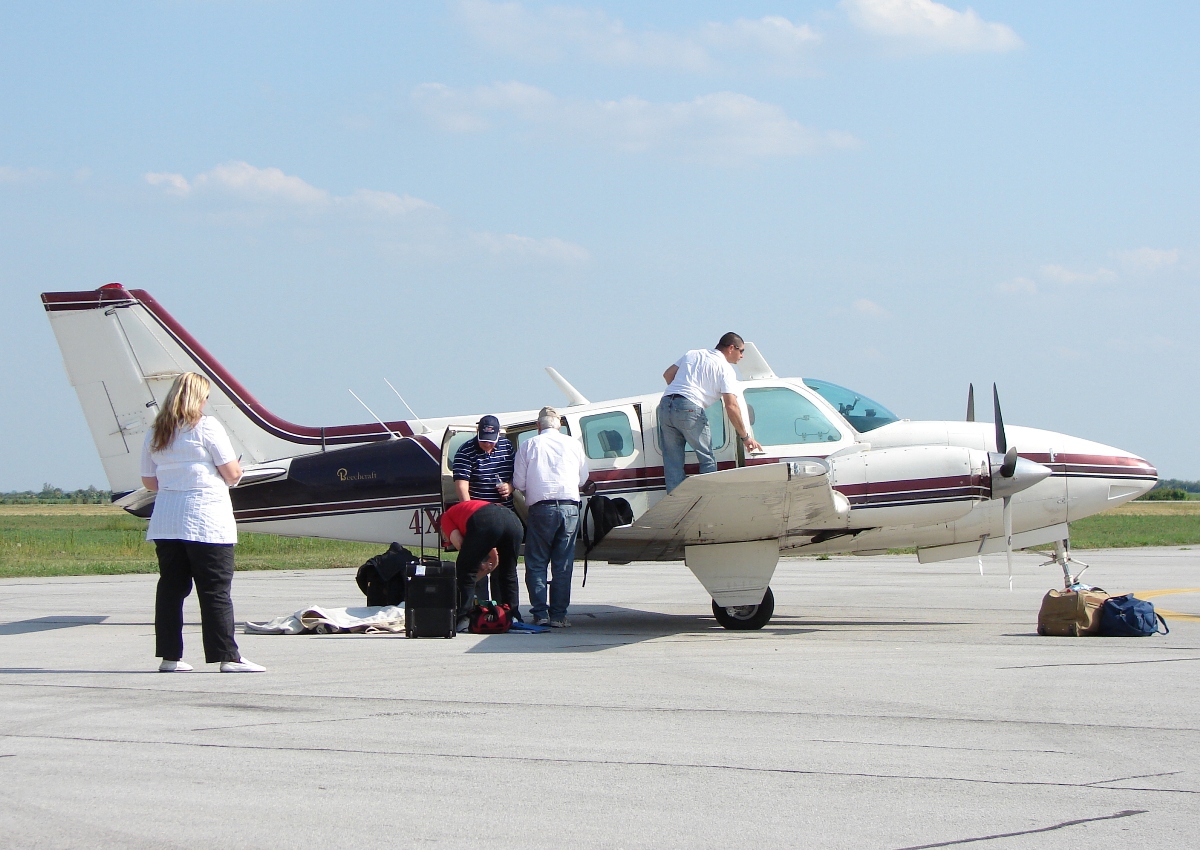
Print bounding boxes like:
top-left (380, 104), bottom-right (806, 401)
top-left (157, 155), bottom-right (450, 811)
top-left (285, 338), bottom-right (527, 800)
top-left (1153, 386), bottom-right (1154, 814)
top-left (712, 587), bottom-right (774, 630)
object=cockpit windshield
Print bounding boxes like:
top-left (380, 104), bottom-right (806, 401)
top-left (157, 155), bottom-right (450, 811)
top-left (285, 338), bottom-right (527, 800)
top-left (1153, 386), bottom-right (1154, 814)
top-left (803, 379), bottom-right (900, 433)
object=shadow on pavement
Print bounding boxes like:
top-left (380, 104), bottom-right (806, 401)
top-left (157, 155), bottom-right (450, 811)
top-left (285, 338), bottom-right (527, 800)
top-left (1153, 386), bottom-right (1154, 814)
top-left (0, 615), bottom-right (108, 635)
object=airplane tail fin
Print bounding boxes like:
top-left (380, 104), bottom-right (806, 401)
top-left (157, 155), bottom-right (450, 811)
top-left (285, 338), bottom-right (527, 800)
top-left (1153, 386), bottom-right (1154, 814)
top-left (42, 284), bottom-right (412, 495)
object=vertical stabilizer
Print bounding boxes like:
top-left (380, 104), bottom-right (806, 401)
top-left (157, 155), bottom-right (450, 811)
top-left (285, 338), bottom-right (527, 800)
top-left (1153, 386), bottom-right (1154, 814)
top-left (42, 285), bottom-right (415, 494)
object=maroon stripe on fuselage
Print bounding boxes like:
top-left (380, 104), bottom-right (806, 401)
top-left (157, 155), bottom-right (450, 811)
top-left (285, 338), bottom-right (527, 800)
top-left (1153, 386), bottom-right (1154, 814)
top-left (43, 286), bottom-right (428, 451)
top-left (236, 494), bottom-right (439, 522)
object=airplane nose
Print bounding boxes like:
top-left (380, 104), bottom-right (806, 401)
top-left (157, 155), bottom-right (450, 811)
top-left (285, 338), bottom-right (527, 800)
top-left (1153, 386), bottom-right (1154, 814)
top-left (990, 455), bottom-right (1053, 500)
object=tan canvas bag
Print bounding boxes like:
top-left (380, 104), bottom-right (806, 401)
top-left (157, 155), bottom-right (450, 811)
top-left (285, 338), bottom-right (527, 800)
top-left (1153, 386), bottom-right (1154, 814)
top-left (1037, 588), bottom-right (1109, 636)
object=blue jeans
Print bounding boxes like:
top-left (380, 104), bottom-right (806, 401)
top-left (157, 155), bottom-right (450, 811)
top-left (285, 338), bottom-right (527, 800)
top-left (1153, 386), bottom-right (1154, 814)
top-left (524, 501), bottom-right (579, 621)
top-left (658, 394), bottom-right (715, 493)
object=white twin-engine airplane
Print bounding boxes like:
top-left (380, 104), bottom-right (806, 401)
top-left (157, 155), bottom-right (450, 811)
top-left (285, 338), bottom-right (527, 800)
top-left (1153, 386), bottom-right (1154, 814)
top-left (43, 284), bottom-right (1157, 629)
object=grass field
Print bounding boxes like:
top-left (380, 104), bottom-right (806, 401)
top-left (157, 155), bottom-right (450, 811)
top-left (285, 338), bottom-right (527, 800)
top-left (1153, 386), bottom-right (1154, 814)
top-left (0, 505), bottom-right (397, 579)
top-left (2, 502), bottom-right (1199, 579)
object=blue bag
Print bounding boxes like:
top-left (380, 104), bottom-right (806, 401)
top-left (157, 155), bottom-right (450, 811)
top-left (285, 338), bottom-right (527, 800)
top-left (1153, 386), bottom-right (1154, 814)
top-left (1099, 595), bottom-right (1168, 636)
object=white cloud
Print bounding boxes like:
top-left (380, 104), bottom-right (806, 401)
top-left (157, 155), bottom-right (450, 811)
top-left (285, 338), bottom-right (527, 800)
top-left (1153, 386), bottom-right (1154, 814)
top-left (1117, 247), bottom-right (1180, 272)
top-left (413, 83), bottom-right (859, 164)
top-left (0, 165), bottom-right (54, 183)
top-left (142, 161), bottom-right (586, 265)
top-left (455, 1), bottom-right (819, 72)
top-left (853, 298), bottom-right (887, 316)
top-left (144, 162), bottom-right (432, 215)
top-left (339, 188), bottom-right (436, 216)
top-left (472, 232), bottom-right (591, 263)
top-left (997, 276), bottom-right (1037, 294)
top-left (842, 0), bottom-right (1023, 53)
top-left (144, 171), bottom-right (192, 197)
top-left (1039, 263), bottom-right (1116, 285)
top-left (146, 162), bottom-right (329, 205)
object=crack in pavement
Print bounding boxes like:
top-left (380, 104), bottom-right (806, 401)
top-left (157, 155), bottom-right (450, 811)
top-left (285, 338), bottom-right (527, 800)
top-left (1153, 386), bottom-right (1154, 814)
top-left (3, 732), bottom-right (1195, 795)
top-left (2, 680), bottom-right (1200, 733)
top-left (890, 808), bottom-right (1148, 849)
top-left (1001, 657), bottom-right (1200, 669)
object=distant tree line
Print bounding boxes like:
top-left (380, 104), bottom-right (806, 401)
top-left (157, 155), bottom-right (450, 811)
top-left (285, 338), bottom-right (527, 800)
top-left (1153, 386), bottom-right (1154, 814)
top-left (1137, 479), bottom-right (1200, 501)
top-left (1, 484), bottom-right (112, 504)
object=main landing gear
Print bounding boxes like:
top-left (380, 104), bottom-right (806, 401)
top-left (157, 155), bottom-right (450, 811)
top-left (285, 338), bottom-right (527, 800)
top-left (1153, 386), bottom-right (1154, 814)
top-left (711, 587), bottom-right (775, 630)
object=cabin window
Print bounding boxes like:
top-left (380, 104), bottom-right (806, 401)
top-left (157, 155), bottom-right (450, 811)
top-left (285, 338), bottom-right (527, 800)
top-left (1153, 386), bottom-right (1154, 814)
top-left (803, 379), bottom-right (899, 433)
top-left (581, 411), bottom-right (635, 459)
top-left (743, 387), bottom-right (842, 446)
top-left (653, 400), bottom-right (727, 454)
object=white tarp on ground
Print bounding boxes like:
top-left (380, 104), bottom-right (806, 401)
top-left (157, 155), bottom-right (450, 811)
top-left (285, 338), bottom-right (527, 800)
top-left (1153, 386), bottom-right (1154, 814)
top-left (245, 605), bottom-right (405, 635)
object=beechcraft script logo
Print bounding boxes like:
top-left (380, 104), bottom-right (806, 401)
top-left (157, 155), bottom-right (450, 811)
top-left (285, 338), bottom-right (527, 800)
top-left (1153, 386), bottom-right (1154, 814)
top-left (336, 468), bottom-right (378, 482)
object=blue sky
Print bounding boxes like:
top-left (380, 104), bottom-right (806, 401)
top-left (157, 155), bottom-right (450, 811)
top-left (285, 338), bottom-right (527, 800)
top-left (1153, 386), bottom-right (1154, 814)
top-left (2, 0), bottom-right (1197, 490)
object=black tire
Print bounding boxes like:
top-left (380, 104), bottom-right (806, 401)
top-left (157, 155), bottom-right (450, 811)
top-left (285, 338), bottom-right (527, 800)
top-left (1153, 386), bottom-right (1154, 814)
top-left (712, 587), bottom-right (775, 630)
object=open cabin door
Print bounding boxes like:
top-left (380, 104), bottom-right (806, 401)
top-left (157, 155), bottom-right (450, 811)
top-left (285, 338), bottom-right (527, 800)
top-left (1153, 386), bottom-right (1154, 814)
top-left (439, 426), bottom-right (480, 515)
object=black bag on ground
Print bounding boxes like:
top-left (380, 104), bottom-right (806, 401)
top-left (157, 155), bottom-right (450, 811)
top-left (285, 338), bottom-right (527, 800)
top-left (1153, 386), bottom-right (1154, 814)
top-left (1099, 594), bottom-right (1169, 636)
top-left (404, 560), bottom-right (458, 639)
top-left (355, 543), bottom-right (416, 607)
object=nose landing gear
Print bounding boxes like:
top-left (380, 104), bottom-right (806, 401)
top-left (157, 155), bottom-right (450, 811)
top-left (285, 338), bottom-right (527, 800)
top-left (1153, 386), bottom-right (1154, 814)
top-left (712, 587), bottom-right (775, 630)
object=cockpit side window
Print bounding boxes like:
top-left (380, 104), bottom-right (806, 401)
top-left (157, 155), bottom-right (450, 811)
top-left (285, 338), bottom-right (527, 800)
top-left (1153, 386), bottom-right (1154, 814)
top-left (743, 387), bottom-right (842, 446)
top-left (803, 380), bottom-right (899, 433)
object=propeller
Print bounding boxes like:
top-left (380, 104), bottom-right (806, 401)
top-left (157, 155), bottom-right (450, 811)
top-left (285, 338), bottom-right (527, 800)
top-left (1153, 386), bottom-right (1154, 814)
top-left (989, 384), bottom-right (1052, 590)
top-left (966, 384), bottom-right (975, 422)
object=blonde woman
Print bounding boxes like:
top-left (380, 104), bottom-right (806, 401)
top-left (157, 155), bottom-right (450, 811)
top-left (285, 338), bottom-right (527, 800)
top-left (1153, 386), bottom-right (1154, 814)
top-left (140, 372), bottom-right (265, 673)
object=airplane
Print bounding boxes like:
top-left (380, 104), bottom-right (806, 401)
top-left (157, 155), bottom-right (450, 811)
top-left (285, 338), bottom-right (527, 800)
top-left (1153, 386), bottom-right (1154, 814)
top-left (42, 283), bottom-right (1158, 629)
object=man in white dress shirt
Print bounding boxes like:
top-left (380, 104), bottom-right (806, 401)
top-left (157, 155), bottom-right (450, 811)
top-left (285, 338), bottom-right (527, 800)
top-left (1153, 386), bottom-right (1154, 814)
top-left (659, 332), bottom-right (762, 493)
top-left (512, 406), bottom-right (590, 628)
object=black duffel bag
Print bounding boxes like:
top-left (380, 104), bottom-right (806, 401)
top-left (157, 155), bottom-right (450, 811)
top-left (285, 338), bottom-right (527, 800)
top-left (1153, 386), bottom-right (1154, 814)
top-left (355, 542), bottom-right (417, 607)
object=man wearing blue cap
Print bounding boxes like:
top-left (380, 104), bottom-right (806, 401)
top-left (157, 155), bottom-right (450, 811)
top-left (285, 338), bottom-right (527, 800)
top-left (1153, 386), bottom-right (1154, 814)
top-left (452, 415), bottom-right (520, 616)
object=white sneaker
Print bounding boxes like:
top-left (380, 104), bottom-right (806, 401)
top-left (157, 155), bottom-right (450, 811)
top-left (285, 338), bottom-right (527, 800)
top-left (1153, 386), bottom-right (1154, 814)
top-left (220, 658), bottom-right (266, 673)
top-left (549, 617), bottom-right (571, 628)
top-left (158, 659), bottom-right (193, 672)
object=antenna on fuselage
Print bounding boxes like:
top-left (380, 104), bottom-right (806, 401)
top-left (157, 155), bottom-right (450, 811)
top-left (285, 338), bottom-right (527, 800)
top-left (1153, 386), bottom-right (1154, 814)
top-left (348, 389), bottom-right (401, 440)
top-left (384, 379), bottom-right (430, 434)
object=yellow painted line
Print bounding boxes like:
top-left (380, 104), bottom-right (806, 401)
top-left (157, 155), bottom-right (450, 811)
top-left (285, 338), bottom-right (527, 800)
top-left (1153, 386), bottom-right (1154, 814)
top-left (1132, 589), bottom-right (1200, 622)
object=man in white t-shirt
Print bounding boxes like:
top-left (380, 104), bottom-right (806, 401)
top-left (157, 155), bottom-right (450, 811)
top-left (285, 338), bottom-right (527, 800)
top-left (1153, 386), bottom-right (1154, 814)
top-left (658, 332), bottom-right (762, 493)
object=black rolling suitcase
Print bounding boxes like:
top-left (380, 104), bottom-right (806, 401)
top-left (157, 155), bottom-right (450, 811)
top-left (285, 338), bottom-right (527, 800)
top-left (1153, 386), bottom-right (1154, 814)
top-left (405, 559), bottom-right (457, 638)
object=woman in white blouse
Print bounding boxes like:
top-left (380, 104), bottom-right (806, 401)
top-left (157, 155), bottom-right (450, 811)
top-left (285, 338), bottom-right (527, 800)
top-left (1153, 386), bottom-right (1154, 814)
top-left (140, 372), bottom-right (265, 673)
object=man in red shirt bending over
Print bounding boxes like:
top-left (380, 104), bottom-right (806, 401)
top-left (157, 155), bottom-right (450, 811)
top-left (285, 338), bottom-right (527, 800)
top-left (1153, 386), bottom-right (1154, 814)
top-left (440, 499), bottom-right (525, 631)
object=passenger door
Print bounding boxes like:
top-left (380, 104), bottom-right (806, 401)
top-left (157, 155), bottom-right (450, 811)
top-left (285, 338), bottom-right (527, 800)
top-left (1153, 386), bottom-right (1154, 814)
top-left (439, 426), bottom-right (480, 512)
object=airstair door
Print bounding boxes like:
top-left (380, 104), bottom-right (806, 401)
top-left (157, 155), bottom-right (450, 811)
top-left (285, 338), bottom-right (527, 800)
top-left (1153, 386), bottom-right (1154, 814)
top-left (439, 426), bottom-right (480, 513)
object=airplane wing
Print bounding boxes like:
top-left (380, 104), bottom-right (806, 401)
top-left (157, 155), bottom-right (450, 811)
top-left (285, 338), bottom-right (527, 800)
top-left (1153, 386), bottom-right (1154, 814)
top-left (593, 459), bottom-right (850, 563)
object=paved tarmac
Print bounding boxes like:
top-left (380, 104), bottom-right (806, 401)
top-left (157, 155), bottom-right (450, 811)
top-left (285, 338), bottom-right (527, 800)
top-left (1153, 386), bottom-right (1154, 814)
top-left (1, 547), bottom-right (1198, 849)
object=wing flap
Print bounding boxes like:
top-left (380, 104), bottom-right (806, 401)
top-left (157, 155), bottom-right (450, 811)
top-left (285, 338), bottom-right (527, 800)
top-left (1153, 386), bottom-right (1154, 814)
top-left (594, 460), bottom-right (848, 562)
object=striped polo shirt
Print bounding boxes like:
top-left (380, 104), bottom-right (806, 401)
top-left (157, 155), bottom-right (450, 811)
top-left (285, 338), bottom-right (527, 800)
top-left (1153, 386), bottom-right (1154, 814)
top-left (452, 436), bottom-right (515, 507)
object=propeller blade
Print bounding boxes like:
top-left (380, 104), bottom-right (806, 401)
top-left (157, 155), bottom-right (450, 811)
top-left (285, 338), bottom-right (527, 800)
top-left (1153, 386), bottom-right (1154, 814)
top-left (1000, 446), bottom-right (1018, 478)
top-left (966, 384), bottom-right (975, 422)
top-left (1003, 495), bottom-right (1014, 591)
top-left (992, 383), bottom-right (1007, 454)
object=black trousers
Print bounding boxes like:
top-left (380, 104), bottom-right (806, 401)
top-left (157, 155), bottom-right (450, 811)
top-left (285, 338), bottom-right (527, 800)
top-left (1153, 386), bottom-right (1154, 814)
top-left (456, 504), bottom-right (524, 618)
top-left (154, 539), bottom-right (241, 664)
